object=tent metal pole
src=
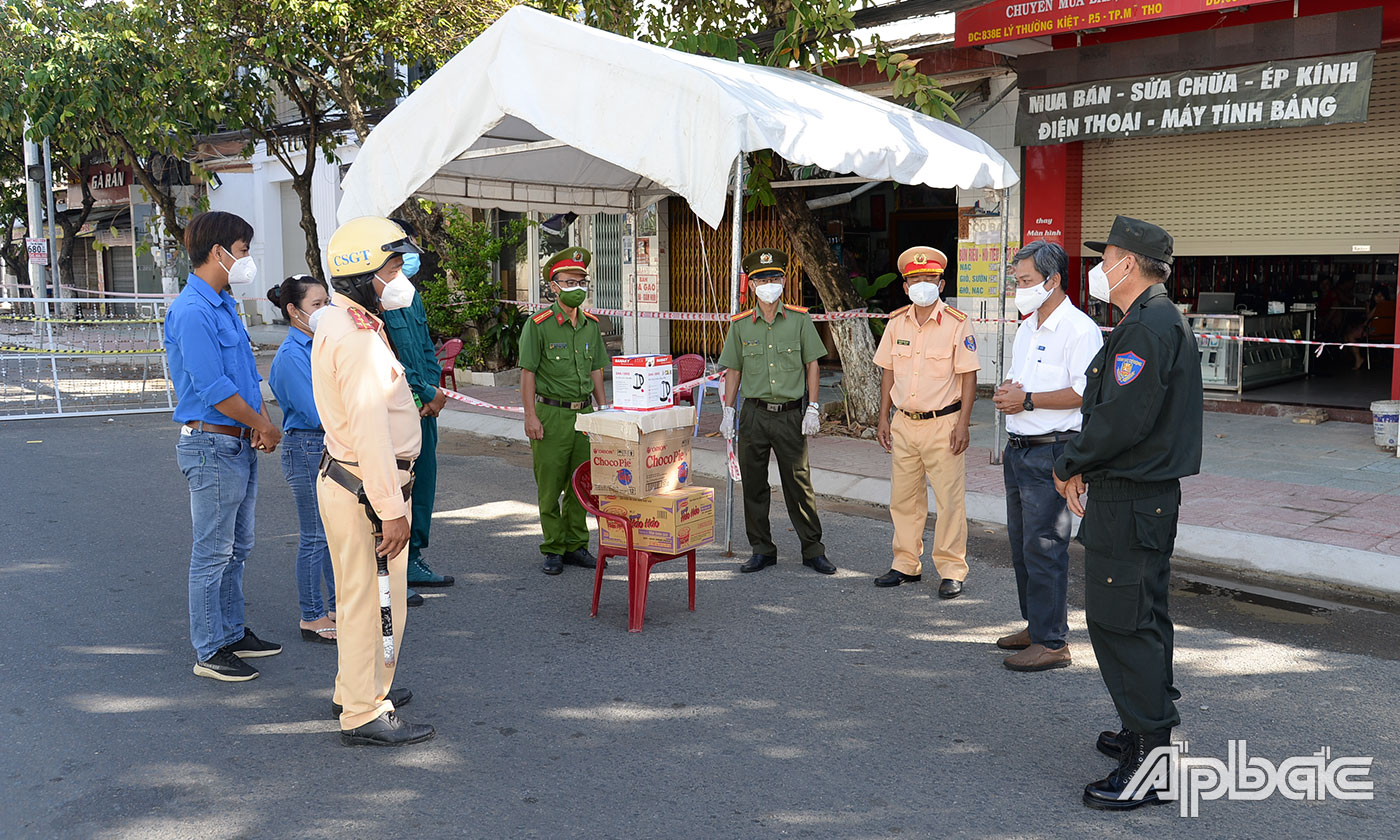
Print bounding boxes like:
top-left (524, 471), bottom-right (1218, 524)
top-left (630, 193), bottom-right (640, 354)
top-left (991, 186), bottom-right (1011, 466)
top-left (725, 155), bottom-right (743, 557)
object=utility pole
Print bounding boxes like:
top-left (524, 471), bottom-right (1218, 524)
top-left (22, 120), bottom-right (48, 300)
top-left (42, 138), bottom-right (63, 300)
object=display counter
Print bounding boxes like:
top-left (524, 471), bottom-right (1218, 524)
top-left (1187, 310), bottom-right (1313, 393)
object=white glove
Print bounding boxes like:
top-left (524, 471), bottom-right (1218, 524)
top-left (720, 405), bottom-right (736, 440)
top-left (802, 403), bottom-right (821, 436)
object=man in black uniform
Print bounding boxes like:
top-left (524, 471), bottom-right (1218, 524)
top-left (1053, 216), bottom-right (1202, 810)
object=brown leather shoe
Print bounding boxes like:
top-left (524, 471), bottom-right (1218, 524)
top-left (1003, 643), bottom-right (1072, 672)
top-left (996, 627), bottom-right (1032, 650)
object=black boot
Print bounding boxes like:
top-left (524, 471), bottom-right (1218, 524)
top-left (1083, 730), bottom-right (1173, 810)
top-left (1096, 728), bottom-right (1130, 760)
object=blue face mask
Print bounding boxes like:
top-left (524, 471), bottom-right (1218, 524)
top-left (402, 252), bottom-right (421, 278)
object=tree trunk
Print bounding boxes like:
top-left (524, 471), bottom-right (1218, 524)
top-left (55, 184), bottom-right (96, 292)
top-left (290, 169), bottom-right (324, 284)
top-left (773, 186), bottom-right (882, 426)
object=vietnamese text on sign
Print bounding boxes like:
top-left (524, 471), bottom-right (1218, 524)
top-left (955, 0), bottom-right (1287, 48)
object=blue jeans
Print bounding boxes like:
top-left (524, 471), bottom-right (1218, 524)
top-left (176, 428), bottom-right (257, 661)
top-left (281, 429), bottom-right (336, 621)
top-left (1003, 441), bottom-right (1073, 647)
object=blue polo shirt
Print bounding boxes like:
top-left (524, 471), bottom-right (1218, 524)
top-left (163, 273), bottom-right (263, 426)
top-left (268, 327), bottom-right (321, 432)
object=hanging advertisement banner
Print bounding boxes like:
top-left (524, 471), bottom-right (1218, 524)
top-left (957, 216), bottom-right (1018, 299)
top-left (1016, 51), bottom-right (1374, 146)
top-left (955, 0), bottom-right (1289, 48)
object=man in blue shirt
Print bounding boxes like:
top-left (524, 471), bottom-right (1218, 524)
top-left (164, 211), bottom-right (283, 682)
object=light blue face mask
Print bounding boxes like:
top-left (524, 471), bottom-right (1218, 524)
top-left (402, 252), bottom-right (421, 278)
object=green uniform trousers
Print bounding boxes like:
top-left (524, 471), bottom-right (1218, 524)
top-left (407, 415), bottom-right (437, 565)
top-left (1079, 480), bottom-right (1183, 736)
top-left (737, 401), bottom-right (825, 559)
top-left (531, 402), bottom-right (591, 555)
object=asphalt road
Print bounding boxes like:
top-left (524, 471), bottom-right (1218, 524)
top-left (2, 414), bottom-right (1397, 839)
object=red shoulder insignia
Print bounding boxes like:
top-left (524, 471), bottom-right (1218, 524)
top-left (890, 305), bottom-right (911, 318)
top-left (582, 309), bottom-right (599, 322)
top-left (730, 309), bottom-right (753, 322)
top-left (531, 310), bottom-right (552, 324)
top-left (785, 304), bottom-right (809, 314)
top-left (944, 305), bottom-right (968, 322)
top-left (348, 308), bottom-right (379, 331)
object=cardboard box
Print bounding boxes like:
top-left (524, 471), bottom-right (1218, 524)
top-left (576, 407), bottom-right (696, 498)
top-left (598, 487), bottom-right (715, 554)
top-left (612, 354), bottom-right (674, 411)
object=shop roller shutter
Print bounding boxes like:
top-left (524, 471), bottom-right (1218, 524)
top-left (1081, 49), bottom-right (1400, 257)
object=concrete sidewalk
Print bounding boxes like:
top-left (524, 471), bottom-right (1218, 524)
top-left (434, 382), bottom-right (1400, 597)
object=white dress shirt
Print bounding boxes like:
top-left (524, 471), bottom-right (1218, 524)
top-left (1006, 297), bottom-right (1104, 436)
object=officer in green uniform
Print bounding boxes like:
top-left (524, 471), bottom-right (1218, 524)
top-left (718, 248), bottom-right (835, 576)
top-left (520, 247), bottom-right (607, 576)
top-left (1053, 216), bottom-right (1202, 811)
top-left (379, 221), bottom-right (453, 591)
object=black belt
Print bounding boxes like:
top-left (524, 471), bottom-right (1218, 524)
top-left (899, 401), bottom-right (962, 421)
top-left (318, 450), bottom-right (415, 502)
top-left (1007, 431), bottom-right (1078, 449)
top-left (536, 396), bottom-right (591, 410)
top-left (752, 398), bottom-right (803, 413)
top-left (286, 427), bottom-right (323, 434)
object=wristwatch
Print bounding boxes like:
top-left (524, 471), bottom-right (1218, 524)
top-left (1023, 393), bottom-right (1035, 412)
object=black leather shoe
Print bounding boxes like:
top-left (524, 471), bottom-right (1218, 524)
top-left (938, 579), bottom-right (964, 599)
top-left (562, 548), bottom-right (598, 569)
top-left (874, 569), bottom-right (921, 587)
top-left (739, 554), bottom-right (776, 573)
top-left (1083, 730), bottom-right (1173, 810)
top-left (802, 555), bottom-right (837, 575)
top-left (340, 710), bottom-right (435, 747)
top-left (542, 554), bottom-right (564, 575)
top-left (332, 686), bottom-right (413, 719)
top-left (1097, 728), bottom-right (1129, 760)
top-left (406, 589), bottom-right (424, 607)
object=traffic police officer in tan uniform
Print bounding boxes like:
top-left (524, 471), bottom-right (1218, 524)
top-left (1055, 216), bottom-right (1202, 809)
top-left (872, 246), bottom-right (980, 598)
top-left (717, 248), bottom-right (835, 576)
top-left (314, 216), bottom-right (432, 746)
top-left (520, 248), bottom-right (607, 576)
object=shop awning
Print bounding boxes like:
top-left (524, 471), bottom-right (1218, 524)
top-left (338, 5), bottom-right (1018, 227)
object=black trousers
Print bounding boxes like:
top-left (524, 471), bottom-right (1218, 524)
top-left (1078, 480), bottom-right (1183, 736)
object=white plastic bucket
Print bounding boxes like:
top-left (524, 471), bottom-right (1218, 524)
top-left (1372, 400), bottom-right (1400, 450)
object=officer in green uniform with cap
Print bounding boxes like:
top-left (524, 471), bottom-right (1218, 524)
top-left (718, 248), bottom-right (835, 576)
top-left (1053, 215), bottom-right (1202, 811)
top-left (520, 247), bottom-right (607, 576)
top-left (379, 218), bottom-right (454, 592)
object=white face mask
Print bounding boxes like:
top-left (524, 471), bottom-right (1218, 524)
top-left (1088, 255), bottom-right (1129, 303)
top-left (1015, 280), bottom-right (1054, 316)
top-left (218, 248), bottom-right (258, 291)
top-left (306, 306), bottom-right (332, 333)
top-left (907, 281), bottom-right (941, 307)
top-left (378, 271), bottom-right (416, 310)
top-left (754, 283), bottom-right (784, 304)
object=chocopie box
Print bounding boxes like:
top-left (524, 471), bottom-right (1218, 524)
top-left (598, 487), bottom-right (715, 554)
top-left (575, 406), bottom-right (695, 499)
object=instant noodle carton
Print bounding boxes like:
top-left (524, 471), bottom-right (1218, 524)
top-left (575, 406), bottom-right (695, 499)
top-left (597, 487), bottom-right (715, 554)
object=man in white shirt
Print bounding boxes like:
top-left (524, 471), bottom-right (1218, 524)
top-left (992, 240), bottom-right (1104, 672)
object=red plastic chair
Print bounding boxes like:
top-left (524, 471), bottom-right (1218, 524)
top-left (571, 462), bottom-right (696, 632)
top-left (672, 354), bottom-right (706, 406)
top-left (435, 339), bottom-right (463, 390)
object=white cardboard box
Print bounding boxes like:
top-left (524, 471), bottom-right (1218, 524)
top-left (612, 354), bottom-right (674, 411)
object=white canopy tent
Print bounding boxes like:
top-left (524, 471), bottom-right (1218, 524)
top-left (338, 5), bottom-right (1020, 549)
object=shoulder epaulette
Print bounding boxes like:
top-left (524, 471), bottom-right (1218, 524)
top-left (582, 310), bottom-right (599, 322)
top-left (531, 310), bottom-right (553, 324)
top-left (785, 304), bottom-right (809, 314)
top-left (890, 305), bottom-right (911, 318)
top-left (348, 308), bottom-right (379, 331)
top-left (944, 305), bottom-right (968, 322)
top-left (731, 309), bottom-right (753, 322)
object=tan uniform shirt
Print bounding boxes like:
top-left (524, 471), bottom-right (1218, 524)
top-left (311, 292), bottom-right (422, 521)
top-left (873, 300), bottom-right (981, 412)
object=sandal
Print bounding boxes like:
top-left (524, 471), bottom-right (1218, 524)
top-left (300, 621), bottom-right (336, 644)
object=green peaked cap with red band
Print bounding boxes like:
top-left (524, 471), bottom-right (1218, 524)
top-left (542, 247), bottom-right (592, 283)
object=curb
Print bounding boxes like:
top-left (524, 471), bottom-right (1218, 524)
top-left (435, 408), bottom-right (1400, 597)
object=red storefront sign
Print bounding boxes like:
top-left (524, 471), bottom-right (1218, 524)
top-left (81, 162), bottom-right (134, 207)
top-left (955, 0), bottom-right (1289, 48)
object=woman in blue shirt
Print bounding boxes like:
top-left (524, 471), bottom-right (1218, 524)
top-left (267, 275), bottom-right (336, 643)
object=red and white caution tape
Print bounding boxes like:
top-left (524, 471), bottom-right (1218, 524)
top-left (440, 373), bottom-right (719, 417)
